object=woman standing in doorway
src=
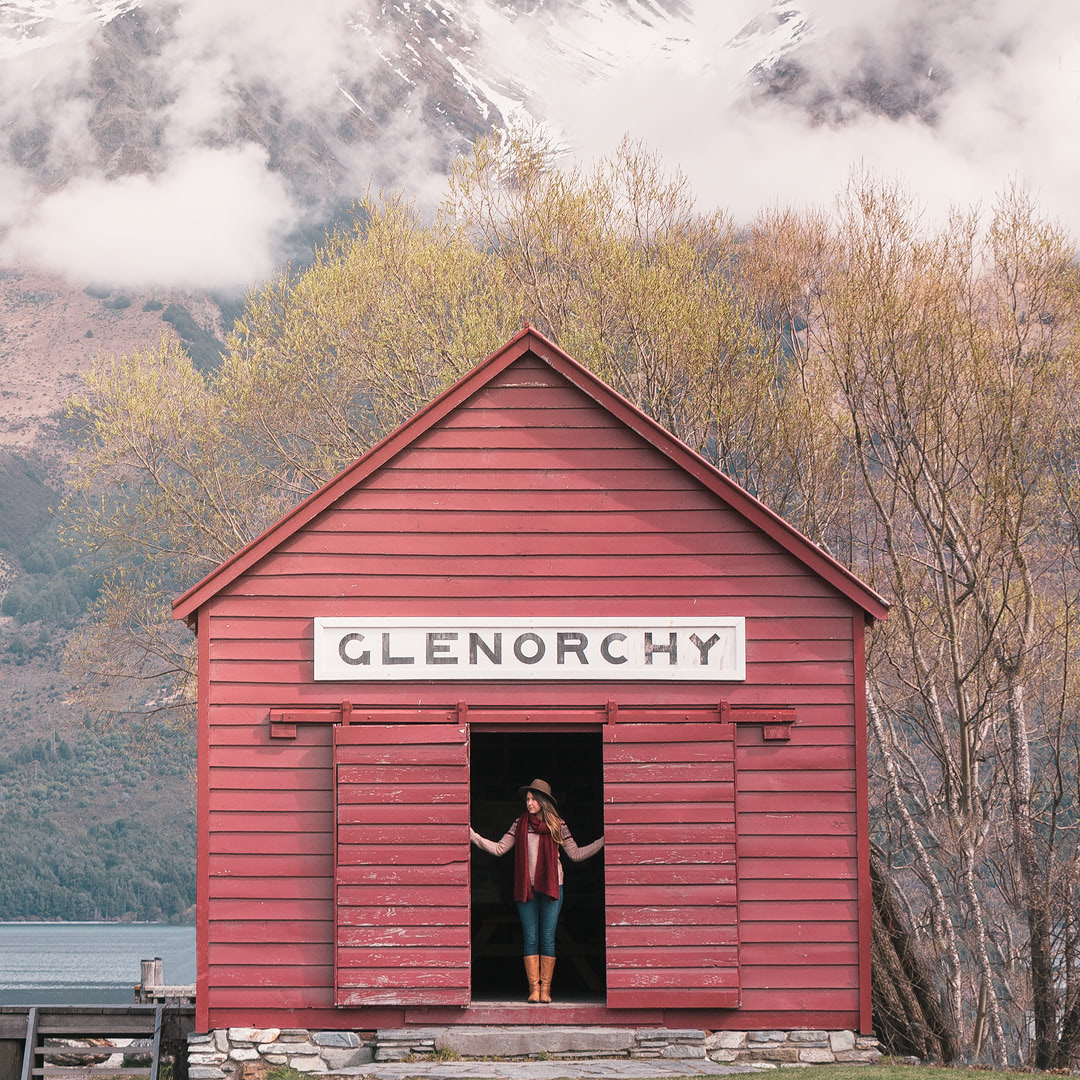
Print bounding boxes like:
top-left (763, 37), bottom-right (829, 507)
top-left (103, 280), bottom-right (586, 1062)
top-left (470, 778), bottom-right (604, 1003)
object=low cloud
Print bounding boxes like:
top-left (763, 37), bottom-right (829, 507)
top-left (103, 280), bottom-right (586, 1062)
top-left (0, 0), bottom-right (446, 291)
top-left (524, 0), bottom-right (1080, 234)
top-left (0, 0), bottom-right (1077, 292)
top-left (2, 145), bottom-right (294, 290)
top-left (150, 0), bottom-right (380, 154)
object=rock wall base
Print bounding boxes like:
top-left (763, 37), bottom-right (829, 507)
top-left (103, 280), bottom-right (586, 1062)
top-left (189, 1027), bottom-right (881, 1075)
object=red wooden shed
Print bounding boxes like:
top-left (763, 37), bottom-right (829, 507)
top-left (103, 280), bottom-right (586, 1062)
top-left (173, 326), bottom-right (887, 1038)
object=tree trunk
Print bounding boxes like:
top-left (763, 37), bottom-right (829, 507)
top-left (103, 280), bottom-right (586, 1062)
top-left (1007, 678), bottom-right (1057, 1068)
top-left (870, 848), bottom-right (960, 1063)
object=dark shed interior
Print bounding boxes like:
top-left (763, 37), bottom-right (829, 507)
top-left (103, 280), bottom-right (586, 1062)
top-left (469, 730), bottom-right (606, 1001)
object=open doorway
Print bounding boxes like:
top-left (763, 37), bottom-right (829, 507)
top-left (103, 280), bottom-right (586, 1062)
top-left (469, 729), bottom-right (606, 1002)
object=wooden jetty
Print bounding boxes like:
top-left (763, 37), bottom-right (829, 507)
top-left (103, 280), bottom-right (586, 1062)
top-left (1, 994), bottom-right (194, 1080)
top-left (134, 959), bottom-right (195, 1007)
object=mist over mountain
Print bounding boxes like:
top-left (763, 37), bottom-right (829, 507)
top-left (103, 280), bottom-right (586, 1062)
top-left (2, 0), bottom-right (1076, 294)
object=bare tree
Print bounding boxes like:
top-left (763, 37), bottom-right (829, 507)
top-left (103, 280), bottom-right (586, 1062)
top-left (748, 175), bottom-right (1080, 1065)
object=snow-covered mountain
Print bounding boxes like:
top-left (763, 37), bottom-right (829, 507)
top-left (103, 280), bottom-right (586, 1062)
top-left (0, 1), bottom-right (809, 205)
top-left (0, 0), bottom-right (1075, 297)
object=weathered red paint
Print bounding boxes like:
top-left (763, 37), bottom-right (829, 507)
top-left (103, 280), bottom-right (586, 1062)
top-left (195, 610), bottom-right (211, 1033)
top-left (853, 609), bottom-right (873, 1033)
top-left (603, 721), bottom-right (739, 1009)
top-left (174, 327), bottom-right (886, 1033)
top-left (335, 722), bottom-right (471, 1007)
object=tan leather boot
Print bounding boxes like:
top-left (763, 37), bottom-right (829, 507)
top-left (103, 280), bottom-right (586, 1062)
top-left (539, 955), bottom-right (556, 1003)
top-left (523, 955), bottom-right (540, 1003)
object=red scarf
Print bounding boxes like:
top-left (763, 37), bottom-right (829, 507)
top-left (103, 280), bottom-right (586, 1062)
top-left (513, 812), bottom-right (560, 902)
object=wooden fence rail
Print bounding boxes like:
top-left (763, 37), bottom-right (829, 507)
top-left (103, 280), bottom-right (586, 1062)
top-left (0, 1005), bottom-right (195, 1080)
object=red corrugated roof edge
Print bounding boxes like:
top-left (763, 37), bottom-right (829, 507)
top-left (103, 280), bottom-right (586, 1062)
top-left (172, 325), bottom-right (889, 626)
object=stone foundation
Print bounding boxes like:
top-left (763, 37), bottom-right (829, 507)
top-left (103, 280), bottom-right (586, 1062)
top-left (704, 1029), bottom-right (882, 1065)
top-left (188, 1026), bottom-right (881, 1074)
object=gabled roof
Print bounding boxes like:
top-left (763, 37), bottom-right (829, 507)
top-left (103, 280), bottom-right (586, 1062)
top-left (173, 326), bottom-right (889, 625)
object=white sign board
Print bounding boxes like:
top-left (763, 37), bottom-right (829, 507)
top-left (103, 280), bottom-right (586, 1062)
top-left (313, 617), bottom-right (745, 682)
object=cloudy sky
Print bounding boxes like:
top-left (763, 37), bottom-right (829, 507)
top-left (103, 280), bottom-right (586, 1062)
top-left (1, 0), bottom-right (1077, 291)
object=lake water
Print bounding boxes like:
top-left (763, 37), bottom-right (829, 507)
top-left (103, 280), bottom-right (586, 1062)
top-left (0, 923), bottom-right (196, 1005)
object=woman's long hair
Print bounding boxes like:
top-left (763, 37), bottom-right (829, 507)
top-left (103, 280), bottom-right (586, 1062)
top-left (531, 789), bottom-right (565, 846)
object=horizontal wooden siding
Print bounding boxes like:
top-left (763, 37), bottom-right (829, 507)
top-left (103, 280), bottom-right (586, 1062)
top-left (202, 355), bottom-right (862, 1028)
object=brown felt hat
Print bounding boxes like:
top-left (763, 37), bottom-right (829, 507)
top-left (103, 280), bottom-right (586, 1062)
top-left (519, 779), bottom-right (557, 806)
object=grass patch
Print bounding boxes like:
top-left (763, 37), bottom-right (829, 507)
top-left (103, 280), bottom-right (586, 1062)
top-left (270, 1059), bottom-right (1049, 1080)
top-left (716, 1069), bottom-right (1035, 1080)
top-left (407, 1065), bottom-right (1055, 1080)
top-left (265, 1068), bottom-right (307, 1080)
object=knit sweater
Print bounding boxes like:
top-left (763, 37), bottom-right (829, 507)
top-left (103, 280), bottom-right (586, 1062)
top-left (469, 821), bottom-right (604, 887)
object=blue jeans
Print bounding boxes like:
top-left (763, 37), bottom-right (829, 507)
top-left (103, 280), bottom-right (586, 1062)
top-left (515, 886), bottom-right (564, 957)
